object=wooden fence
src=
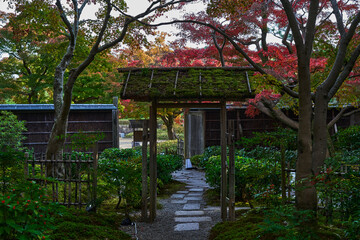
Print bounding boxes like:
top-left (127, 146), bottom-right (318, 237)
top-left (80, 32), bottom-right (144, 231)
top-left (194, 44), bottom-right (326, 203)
top-left (24, 149), bottom-right (98, 210)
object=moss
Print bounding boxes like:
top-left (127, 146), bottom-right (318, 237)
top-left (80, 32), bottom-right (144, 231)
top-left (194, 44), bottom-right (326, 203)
top-left (52, 209), bottom-right (131, 240)
top-left (52, 221), bottom-right (132, 240)
top-left (209, 210), bottom-right (263, 240)
top-left (209, 208), bottom-right (346, 240)
top-left (121, 68), bottom-right (255, 100)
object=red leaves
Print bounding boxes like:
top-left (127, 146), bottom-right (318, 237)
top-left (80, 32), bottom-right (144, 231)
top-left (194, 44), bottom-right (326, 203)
top-left (246, 90), bottom-right (281, 118)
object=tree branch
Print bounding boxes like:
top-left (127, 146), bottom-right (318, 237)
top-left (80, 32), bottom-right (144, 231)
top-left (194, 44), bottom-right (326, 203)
top-left (327, 105), bottom-right (354, 129)
top-left (280, 0), bottom-right (304, 51)
top-left (282, 25), bottom-right (293, 54)
top-left (330, 0), bottom-right (345, 36)
top-left (255, 97), bottom-right (299, 130)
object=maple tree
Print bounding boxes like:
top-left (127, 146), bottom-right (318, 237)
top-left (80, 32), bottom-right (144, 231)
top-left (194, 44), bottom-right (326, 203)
top-left (0, 1), bottom-right (62, 103)
top-left (140, 0), bottom-right (360, 214)
top-left (3, 0), bottom-right (197, 159)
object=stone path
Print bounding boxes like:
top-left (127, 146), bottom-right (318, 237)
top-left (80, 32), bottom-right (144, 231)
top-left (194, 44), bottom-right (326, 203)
top-left (119, 169), bottom-right (222, 240)
top-left (170, 169), bottom-right (221, 238)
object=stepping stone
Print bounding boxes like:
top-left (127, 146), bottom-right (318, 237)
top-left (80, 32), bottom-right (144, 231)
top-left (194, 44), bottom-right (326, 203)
top-left (183, 203), bottom-right (200, 210)
top-left (171, 200), bottom-right (187, 204)
top-left (188, 188), bottom-right (203, 192)
top-left (174, 223), bottom-right (199, 231)
top-left (203, 206), bottom-right (220, 211)
top-left (184, 197), bottom-right (202, 201)
top-left (175, 216), bottom-right (212, 222)
top-left (188, 193), bottom-right (202, 197)
top-left (175, 210), bottom-right (204, 216)
top-left (177, 191), bottom-right (189, 194)
top-left (171, 194), bottom-right (185, 198)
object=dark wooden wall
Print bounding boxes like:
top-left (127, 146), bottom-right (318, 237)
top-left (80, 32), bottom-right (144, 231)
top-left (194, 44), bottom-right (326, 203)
top-left (204, 107), bottom-right (359, 148)
top-left (0, 104), bottom-right (119, 153)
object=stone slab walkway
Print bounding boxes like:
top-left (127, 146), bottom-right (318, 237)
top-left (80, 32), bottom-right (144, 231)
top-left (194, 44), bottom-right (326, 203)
top-left (119, 169), bottom-right (222, 240)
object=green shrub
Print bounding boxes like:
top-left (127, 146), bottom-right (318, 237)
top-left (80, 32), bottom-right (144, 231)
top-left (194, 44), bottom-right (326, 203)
top-left (205, 155), bottom-right (281, 202)
top-left (157, 140), bottom-right (178, 155)
top-left (260, 205), bottom-right (321, 239)
top-left (0, 111), bottom-right (27, 152)
top-left (190, 154), bottom-right (203, 167)
top-left (98, 148), bottom-right (142, 214)
top-left (0, 111), bottom-right (27, 193)
top-left (198, 146), bottom-right (223, 168)
top-left (239, 128), bottom-right (297, 151)
top-left (156, 154), bottom-right (183, 184)
top-left (334, 125), bottom-right (360, 151)
top-left (0, 181), bottom-right (65, 240)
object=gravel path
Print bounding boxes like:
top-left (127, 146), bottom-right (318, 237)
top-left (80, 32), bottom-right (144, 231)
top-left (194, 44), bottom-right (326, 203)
top-left (119, 169), bottom-right (222, 240)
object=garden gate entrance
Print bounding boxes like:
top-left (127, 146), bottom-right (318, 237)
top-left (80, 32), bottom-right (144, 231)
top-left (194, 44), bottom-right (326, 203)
top-left (119, 67), bottom-right (256, 222)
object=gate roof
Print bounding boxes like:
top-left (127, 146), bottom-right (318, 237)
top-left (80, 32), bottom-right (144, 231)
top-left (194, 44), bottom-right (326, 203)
top-left (119, 67), bottom-right (255, 102)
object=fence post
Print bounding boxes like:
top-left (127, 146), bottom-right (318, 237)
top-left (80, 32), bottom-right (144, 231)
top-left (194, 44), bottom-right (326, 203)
top-left (24, 152), bottom-right (29, 179)
top-left (141, 120), bottom-right (149, 221)
top-left (228, 120), bottom-right (235, 221)
top-left (93, 144), bottom-right (98, 212)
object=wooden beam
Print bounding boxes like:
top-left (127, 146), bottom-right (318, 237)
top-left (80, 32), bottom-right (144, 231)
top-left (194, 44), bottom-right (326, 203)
top-left (149, 101), bottom-right (157, 222)
top-left (220, 100), bottom-right (228, 221)
top-left (157, 103), bottom-right (222, 109)
top-left (118, 66), bottom-right (256, 72)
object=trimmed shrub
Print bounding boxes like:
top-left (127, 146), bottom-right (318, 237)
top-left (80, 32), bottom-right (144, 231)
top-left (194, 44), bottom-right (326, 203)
top-left (156, 154), bottom-right (183, 184)
top-left (205, 155), bottom-right (281, 202)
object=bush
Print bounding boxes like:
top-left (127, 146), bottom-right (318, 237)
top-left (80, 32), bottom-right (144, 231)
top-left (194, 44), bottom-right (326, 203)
top-left (239, 128), bottom-right (297, 151)
top-left (334, 125), bottom-right (360, 151)
top-left (190, 154), bottom-right (203, 167)
top-left (157, 140), bottom-right (178, 155)
top-left (0, 181), bottom-right (65, 240)
top-left (98, 148), bottom-right (142, 214)
top-left (205, 155), bottom-right (281, 203)
top-left (197, 146), bottom-right (222, 168)
top-left (156, 154), bottom-right (183, 184)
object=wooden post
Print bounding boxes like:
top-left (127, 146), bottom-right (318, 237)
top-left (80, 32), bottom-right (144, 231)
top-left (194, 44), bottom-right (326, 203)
top-left (184, 109), bottom-right (189, 160)
top-left (149, 101), bottom-right (157, 222)
top-left (280, 145), bottom-right (286, 204)
top-left (113, 96), bottom-right (120, 148)
top-left (228, 120), bottom-right (235, 221)
top-left (220, 100), bottom-right (228, 221)
top-left (24, 152), bottom-right (29, 179)
top-left (93, 144), bottom-right (98, 212)
top-left (141, 120), bottom-right (149, 221)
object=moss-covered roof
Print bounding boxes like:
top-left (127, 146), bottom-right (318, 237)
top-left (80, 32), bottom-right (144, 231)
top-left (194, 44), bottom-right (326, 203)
top-left (119, 67), bottom-right (255, 102)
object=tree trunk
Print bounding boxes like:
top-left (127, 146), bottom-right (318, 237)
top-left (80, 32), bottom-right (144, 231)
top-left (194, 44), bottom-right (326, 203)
top-left (312, 88), bottom-right (329, 174)
top-left (296, 57), bottom-right (318, 212)
top-left (161, 114), bottom-right (177, 140)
